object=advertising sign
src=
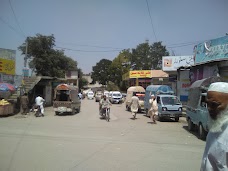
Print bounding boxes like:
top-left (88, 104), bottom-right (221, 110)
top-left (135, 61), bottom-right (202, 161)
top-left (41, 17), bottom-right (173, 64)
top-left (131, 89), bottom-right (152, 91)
top-left (0, 48), bottom-right (16, 75)
top-left (129, 70), bottom-right (151, 78)
top-left (178, 70), bottom-right (191, 101)
top-left (194, 35), bottom-right (228, 64)
top-left (162, 56), bottom-right (194, 71)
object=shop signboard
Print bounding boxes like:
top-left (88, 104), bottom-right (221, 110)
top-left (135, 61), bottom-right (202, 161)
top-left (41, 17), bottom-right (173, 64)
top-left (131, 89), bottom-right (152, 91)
top-left (194, 35), bottom-right (228, 64)
top-left (162, 56), bottom-right (194, 71)
top-left (129, 70), bottom-right (151, 78)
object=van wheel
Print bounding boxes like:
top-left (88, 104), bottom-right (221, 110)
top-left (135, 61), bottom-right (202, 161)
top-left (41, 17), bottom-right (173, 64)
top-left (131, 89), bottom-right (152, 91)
top-left (198, 123), bottom-right (207, 140)
top-left (145, 109), bottom-right (148, 117)
top-left (175, 117), bottom-right (179, 122)
top-left (187, 118), bottom-right (194, 131)
top-left (158, 115), bottom-right (162, 121)
top-left (55, 112), bottom-right (59, 116)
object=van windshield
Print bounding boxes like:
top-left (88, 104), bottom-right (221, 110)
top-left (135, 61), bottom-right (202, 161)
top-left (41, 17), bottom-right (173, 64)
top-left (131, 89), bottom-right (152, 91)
top-left (162, 96), bottom-right (181, 105)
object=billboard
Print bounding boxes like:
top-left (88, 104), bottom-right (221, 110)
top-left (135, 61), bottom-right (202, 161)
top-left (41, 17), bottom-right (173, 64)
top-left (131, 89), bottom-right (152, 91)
top-left (129, 70), bottom-right (151, 78)
top-left (194, 35), bottom-right (228, 64)
top-left (162, 56), bottom-right (194, 71)
top-left (0, 48), bottom-right (16, 75)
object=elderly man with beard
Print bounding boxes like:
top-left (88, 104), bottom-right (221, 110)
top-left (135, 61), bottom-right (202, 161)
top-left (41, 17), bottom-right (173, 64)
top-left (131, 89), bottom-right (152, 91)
top-left (201, 82), bottom-right (228, 171)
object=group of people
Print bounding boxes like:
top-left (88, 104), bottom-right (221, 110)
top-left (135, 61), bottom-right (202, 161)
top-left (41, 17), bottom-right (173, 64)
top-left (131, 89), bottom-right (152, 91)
top-left (130, 93), bottom-right (158, 123)
top-left (20, 93), bottom-right (45, 117)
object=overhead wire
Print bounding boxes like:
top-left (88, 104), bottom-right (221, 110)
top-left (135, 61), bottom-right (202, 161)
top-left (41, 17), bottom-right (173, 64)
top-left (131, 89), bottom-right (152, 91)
top-left (0, 16), bottom-right (25, 37)
top-left (55, 46), bottom-right (121, 52)
top-left (55, 41), bottom-right (123, 50)
top-left (145, 0), bottom-right (157, 42)
top-left (8, 0), bottom-right (25, 37)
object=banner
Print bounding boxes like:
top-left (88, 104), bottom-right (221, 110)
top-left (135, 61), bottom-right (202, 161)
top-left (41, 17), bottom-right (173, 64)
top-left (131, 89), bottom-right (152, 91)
top-left (0, 58), bottom-right (15, 75)
top-left (0, 48), bottom-right (16, 75)
top-left (162, 56), bottom-right (194, 71)
top-left (129, 70), bottom-right (151, 78)
top-left (194, 35), bottom-right (228, 64)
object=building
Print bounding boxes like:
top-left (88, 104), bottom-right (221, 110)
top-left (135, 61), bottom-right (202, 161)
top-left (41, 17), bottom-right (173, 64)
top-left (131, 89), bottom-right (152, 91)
top-left (122, 70), bottom-right (169, 89)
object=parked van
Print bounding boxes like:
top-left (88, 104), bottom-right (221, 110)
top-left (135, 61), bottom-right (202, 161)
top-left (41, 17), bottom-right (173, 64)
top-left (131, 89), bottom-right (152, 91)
top-left (186, 76), bottom-right (222, 140)
top-left (144, 85), bottom-right (173, 114)
top-left (53, 84), bottom-right (81, 115)
top-left (109, 91), bottom-right (122, 104)
top-left (125, 86), bottom-right (145, 112)
top-left (144, 85), bottom-right (182, 121)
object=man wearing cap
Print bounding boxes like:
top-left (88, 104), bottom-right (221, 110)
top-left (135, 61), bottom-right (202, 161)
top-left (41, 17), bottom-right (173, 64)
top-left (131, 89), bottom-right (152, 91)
top-left (201, 82), bottom-right (228, 171)
top-left (149, 94), bottom-right (158, 124)
top-left (130, 92), bottom-right (139, 119)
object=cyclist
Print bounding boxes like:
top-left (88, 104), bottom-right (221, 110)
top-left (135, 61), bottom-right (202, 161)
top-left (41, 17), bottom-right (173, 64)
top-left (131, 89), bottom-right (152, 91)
top-left (99, 95), bottom-right (112, 116)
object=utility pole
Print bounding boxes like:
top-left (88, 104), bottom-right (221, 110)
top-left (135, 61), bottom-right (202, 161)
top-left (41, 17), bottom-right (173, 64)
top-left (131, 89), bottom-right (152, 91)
top-left (24, 40), bottom-right (28, 68)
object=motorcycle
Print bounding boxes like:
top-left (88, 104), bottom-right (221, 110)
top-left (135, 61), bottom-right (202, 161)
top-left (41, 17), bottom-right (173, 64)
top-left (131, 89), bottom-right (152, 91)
top-left (34, 105), bottom-right (44, 117)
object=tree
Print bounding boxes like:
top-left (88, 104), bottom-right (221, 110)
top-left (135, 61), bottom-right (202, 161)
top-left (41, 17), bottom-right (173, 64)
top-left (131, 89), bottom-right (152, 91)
top-left (91, 59), bottom-right (112, 85)
top-left (18, 34), bottom-right (78, 77)
top-left (150, 42), bottom-right (169, 69)
top-left (109, 49), bottom-right (131, 89)
top-left (131, 41), bottom-right (169, 70)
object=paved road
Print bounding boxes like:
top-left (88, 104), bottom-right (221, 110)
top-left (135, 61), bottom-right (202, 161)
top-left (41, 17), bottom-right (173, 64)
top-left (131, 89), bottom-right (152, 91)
top-left (0, 99), bottom-right (205, 171)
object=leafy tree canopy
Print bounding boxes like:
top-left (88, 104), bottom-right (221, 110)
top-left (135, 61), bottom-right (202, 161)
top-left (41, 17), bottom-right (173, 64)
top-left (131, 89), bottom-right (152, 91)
top-left (91, 59), bottom-right (112, 85)
top-left (18, 34), bottom-right (78, 77)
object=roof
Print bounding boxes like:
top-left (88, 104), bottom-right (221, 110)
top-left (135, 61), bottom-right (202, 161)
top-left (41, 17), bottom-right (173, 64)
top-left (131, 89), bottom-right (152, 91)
top-left (190, 76), bottom-right (222, 89)
top-left (127, 86), bottom-right (145, 92)
top-left (151, 70), bottom-right (169, 78)
top-left (55, 84), bottom-right (78, 91)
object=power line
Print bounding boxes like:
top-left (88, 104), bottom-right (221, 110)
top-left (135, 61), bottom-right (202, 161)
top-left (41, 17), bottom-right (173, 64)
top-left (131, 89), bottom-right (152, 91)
top-left (56, 41), bottom-right (124, 50)
top-left (8, 0), bottom-right (25, 37)
top-left (55, 46), bottom-right (121, 52)
top-left (145, 0), bottom-right (157, 42)
top-left (0, 16), bottom-right (24, 37)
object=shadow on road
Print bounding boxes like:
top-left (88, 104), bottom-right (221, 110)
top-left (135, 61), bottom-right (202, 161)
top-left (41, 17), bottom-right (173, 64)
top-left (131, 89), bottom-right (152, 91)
top-left (182, 125), bottom-right (206, 141)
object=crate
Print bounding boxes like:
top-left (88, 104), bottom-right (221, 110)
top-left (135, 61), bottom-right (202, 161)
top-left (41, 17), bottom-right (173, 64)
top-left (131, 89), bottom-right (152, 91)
top-left (0, 104), bottom-right (14, 116)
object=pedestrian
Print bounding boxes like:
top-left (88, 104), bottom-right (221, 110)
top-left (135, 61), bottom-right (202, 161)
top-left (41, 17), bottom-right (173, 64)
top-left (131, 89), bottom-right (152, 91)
top-left (149, 94), bottom-right (158, 124)
top-left (130, 93), bottom-right (139, 119)
top-left (35, 95), bottom-right (45, 117)
top-left (201, 82), bottom-right (228, 171)
top-left (20, 93), bottom-right (29, 115)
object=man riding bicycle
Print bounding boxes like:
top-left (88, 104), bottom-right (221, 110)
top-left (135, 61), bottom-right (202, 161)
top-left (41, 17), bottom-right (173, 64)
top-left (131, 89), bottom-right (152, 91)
top-left (99, 95), bottom-right (111, 116)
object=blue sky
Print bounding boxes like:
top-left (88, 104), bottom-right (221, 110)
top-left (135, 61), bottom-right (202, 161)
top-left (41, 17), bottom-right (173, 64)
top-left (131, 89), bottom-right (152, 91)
top-left (0, 0), bottom-right (227, 74)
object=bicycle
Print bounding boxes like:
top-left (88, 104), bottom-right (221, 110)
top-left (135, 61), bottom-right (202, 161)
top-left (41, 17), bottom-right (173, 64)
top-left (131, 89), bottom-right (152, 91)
top-left (101, 107), bottom-right (110, 122)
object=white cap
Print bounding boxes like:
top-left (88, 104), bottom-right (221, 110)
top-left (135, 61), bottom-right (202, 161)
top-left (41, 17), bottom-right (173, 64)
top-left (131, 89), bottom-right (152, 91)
top-left (151, 94), bottom-right (155, 97)
top-left (208, 82), bottom-right (228, 93)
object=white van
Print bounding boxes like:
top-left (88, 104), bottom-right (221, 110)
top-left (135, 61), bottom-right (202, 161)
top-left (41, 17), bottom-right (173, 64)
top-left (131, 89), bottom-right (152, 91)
top-left (87, 91), bottom-right (94, 100)
top-left (109, 91), bottom-right (123, 104)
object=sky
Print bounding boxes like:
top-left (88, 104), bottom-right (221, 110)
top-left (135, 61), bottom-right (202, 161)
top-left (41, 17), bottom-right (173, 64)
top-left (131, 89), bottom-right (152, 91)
top-left (0, 0), bottom-right (227, 75)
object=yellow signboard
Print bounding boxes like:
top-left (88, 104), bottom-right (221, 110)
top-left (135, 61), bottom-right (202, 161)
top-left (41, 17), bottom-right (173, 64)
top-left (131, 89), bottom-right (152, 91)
top-left (129, 70), bottom-right (151, 78)
top-left (0, 59), bottom-right (15, 75)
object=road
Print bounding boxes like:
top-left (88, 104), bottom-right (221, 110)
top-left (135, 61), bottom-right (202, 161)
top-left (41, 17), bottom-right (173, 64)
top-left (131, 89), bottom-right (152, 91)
top-left (0, 98), bottom-right (205, 171)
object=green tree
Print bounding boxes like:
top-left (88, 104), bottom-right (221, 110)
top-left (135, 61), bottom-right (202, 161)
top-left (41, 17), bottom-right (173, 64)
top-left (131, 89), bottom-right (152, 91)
top-left (18, 34), bottom-right (77, 77)
top-left (131, 41), bottom-right (169, 70)
top-left (91, 59), bottom-right (112, 85)
top-left (150, 42), bottom-right (169, 69)
top-left (109, 49), bottom-right (131, 89)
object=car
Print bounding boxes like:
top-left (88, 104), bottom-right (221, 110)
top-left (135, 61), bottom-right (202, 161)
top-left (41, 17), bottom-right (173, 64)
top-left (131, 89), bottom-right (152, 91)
top-left (109, 91), bottom-right (123, 104)
top-left (87, 91), bottom-right (94, 100)
top-left (95, 91), bottom-right (103, 102)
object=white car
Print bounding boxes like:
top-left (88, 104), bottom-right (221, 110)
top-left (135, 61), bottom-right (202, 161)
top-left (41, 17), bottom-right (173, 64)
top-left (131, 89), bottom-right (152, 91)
top-left (87, 91), bottom-right (94, 100)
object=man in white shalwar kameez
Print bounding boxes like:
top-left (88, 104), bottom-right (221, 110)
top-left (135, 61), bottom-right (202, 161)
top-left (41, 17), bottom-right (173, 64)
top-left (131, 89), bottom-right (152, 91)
top-left (201, 82), bottom-right (228, 171)
top-left (130, 94), bottom-right (139, 119)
